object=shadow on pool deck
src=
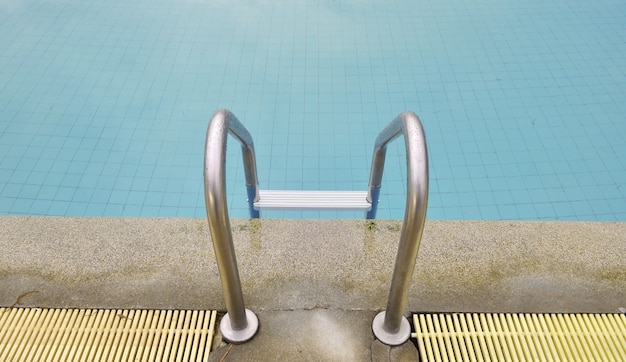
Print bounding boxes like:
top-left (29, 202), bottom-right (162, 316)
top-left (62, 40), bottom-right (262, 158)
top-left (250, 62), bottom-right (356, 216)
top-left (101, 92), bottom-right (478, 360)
top-left (1, 217), bottom-right (624, 360)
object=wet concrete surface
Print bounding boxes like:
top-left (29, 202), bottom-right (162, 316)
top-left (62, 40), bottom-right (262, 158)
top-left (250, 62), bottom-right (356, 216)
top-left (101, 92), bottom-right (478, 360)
top-left (1, 216), bottom-right (624, 360)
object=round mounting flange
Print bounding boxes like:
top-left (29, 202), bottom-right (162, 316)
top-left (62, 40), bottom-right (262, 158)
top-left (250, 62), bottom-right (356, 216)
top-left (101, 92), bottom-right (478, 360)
top-left (220, 309), bottom-right (259, 344)
top-left (372, 311), bottom-right (411, 346)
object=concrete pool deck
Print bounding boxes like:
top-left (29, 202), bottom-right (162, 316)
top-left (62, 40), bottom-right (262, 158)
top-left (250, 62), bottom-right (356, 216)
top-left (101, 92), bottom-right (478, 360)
top-left (1, 216), bottom-right (625, 360)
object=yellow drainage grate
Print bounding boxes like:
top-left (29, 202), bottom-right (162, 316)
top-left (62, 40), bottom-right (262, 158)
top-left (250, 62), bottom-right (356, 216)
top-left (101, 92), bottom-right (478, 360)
top-left (413, 313), bottom-right (626, 361)
top-left (0, 308), bottom-right (217, 362)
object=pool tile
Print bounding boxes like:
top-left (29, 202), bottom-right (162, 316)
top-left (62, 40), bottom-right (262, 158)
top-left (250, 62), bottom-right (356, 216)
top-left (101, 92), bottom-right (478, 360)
top-left (0, 0), bottom-right (624, 221)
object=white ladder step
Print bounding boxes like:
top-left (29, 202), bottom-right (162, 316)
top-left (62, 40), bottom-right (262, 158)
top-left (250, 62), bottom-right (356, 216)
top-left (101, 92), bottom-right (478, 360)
top-left (253, 190), bottom-right (371, 211)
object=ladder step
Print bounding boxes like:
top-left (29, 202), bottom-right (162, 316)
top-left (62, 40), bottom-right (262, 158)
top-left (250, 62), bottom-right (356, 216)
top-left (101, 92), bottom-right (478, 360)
top-left (253, 190), bottom-right (371, 211)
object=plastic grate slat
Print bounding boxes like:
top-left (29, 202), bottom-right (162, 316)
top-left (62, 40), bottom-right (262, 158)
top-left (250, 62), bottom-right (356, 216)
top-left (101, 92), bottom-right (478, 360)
top-left (0, 308), bottom-right (217, 362)
top-left (413, 313), bottom-right (626, 361)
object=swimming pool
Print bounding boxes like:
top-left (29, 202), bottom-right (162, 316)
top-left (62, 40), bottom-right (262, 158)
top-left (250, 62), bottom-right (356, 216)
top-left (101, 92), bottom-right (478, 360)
top-left (1, 0), bottom-right (625, 220)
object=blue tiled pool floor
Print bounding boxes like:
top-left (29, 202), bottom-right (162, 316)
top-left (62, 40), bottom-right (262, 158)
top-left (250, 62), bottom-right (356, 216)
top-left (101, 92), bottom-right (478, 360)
top-left (1, 0), bottom-right (625, 220)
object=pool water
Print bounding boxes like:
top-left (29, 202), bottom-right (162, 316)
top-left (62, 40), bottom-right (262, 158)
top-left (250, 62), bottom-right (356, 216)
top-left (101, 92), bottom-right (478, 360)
top-left (1, 0), bottom-right (625, 220)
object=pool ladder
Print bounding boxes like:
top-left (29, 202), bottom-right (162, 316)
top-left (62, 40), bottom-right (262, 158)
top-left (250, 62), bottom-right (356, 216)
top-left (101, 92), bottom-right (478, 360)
top-left (204, 109), bottom-right (428, 346)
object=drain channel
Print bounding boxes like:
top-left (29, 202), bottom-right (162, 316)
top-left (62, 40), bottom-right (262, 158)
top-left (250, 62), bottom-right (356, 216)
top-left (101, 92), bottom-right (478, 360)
top-left (413, 313), bottom-right (626, 361)
top-left (0, 308), bottom-right (216, 361)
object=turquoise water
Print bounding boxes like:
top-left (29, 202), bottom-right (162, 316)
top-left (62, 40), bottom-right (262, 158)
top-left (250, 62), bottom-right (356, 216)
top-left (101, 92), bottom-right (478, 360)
top-left (1, 0), bottom-right (625, 220)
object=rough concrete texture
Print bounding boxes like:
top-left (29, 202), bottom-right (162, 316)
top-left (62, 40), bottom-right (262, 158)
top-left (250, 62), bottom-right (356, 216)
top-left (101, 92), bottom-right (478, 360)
top-left (1, 216), bottom-right (624, 313)
top-left (207, 310), bottom-right (418, 362)
top-left (1, 216), bottom-right (624, 361)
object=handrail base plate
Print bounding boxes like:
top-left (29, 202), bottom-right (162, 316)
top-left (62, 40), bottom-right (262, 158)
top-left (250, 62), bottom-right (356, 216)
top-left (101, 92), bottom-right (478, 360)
top-left (372, 311), bottom-right (411, 346)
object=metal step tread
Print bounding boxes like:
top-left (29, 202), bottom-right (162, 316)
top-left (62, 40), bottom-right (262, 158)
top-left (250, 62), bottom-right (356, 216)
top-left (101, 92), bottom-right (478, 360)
top-left (253, 190), bottom-right (371, 211)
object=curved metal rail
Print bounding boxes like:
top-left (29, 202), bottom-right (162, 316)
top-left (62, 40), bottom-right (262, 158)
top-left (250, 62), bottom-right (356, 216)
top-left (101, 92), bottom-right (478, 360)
top-left (204, 109), bottom-right (428, 346)
top-left (368, 111), bottom-right (429, 346)
top-left (204, 109), bottom-right (259, 343)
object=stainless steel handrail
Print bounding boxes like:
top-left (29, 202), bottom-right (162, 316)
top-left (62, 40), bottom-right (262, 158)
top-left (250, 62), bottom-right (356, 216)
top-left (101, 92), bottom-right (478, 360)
top-left (204, 109), bottom-right (427, 345)
top-left (369, 111), bottom-right (429, 346)
top-left (204, 109), bottom-right (259, 343)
